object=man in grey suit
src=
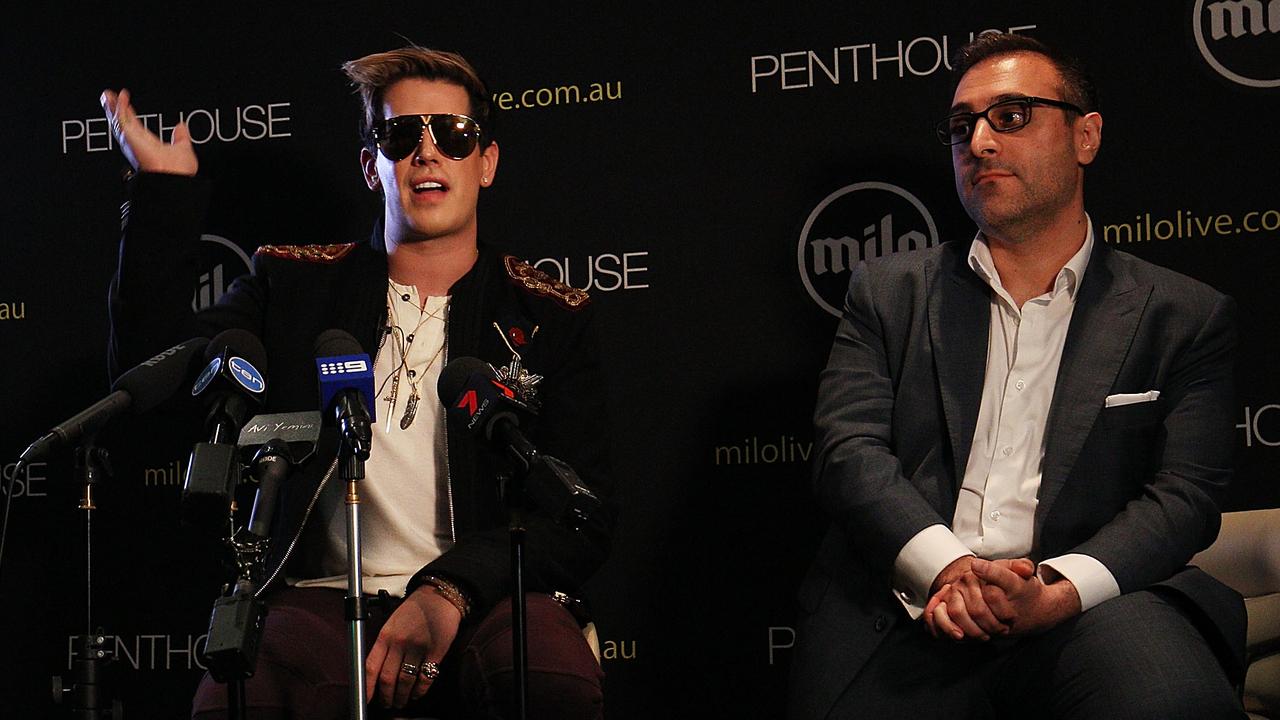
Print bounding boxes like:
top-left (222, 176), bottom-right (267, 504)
top-left (788, 33), bottom-right (1246, 719)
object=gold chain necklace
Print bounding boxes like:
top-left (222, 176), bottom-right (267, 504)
top-left (380, 281), bottom-right (448, 430)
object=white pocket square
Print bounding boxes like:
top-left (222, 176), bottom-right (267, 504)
top-left (1105, 390), bottom-right (1160, 408)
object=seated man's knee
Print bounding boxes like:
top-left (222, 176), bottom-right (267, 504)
top-left (1032, 590), bottom-right (1240, 720)
top-left (1075, 678), bottom-right (1240, 720)
top-left (475, 664), bottom-right (603, 720)
top-left (460, 594), bottom-right (603, 720)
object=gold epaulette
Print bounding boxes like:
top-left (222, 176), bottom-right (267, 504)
top-left (503, 255), bottom-right (591, 310)
top-left (254, 243), bottom-right (356, 263)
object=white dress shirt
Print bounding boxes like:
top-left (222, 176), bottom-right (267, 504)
top-left (892, 223), bottom-right (1120, 618)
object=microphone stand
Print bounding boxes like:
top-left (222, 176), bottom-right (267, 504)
top-left (501, 469), bottom-right (529, 720)
top-left (203, 537), bottom-right (268, 720)
top-left (491, 420), bottom-right (598, 720)
top-left (440, 359), bottom-right (600, 720)
top-left (204, 439), bottom-right (300, 720)
top-left (338, 405), bottom-right (371, 720)
top-left (75, 439), bottom-right (110, 637)
top-left (50, 436), bottom-right (125, 719)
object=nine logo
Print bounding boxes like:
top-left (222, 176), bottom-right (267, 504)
top-left (316, 354), bottom-right (376, 421)
top-left (797, 182), bottom-right (939, 317)
top-left (318, 359), bottom-right (370, 376)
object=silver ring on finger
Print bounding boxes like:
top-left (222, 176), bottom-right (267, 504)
top-left (400, 661), bottom-right (420, 677)
top-left (419, 661), bottom-right (440, 681)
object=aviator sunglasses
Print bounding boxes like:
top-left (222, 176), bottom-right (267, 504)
top-left (373, 113), bottom-right (484, 161)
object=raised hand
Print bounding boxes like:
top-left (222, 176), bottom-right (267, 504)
top-left (100, 89), bottom-right (198, 175)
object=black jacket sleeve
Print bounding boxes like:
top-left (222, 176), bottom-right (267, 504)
top-left (408, 295), bottom-right (616, 612)
top-left (108, 172), bottom-right (268, 380)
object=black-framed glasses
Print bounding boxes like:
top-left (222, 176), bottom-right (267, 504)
top-left (373, 113), bottom-right (484, 161)
top-left (935, 96), bottom-right (1084, 146)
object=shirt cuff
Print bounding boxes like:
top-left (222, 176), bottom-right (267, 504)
top-left (1037, 553), bottom-right (1120, 612)
top-left (891, 524), bottom-right (973, 619)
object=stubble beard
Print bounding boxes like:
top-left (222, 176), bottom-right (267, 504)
top-left (958, 153), bottom-right (1079, 244)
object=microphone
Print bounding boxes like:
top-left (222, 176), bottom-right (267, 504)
top-left (236, 411), bottom-right (323, 541)
top-left (182, 329), bottom-right (268, 535)
top-left (438, 357), bottom-right (536, 468)
top-left (246, 439), bottom-right (290, 540)
top-left (18, 338), bottom-right (211, 464)
top-left (437, 357), bottom-right (599, 527)
top-left (191, 330), bottom-right (268, 441)
top-left (314, 329), bottom-right (375, 461)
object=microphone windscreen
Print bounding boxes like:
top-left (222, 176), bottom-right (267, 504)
top-left (437, 357), bottom-right (493, 404)
top-left (111, 337), bottom-right (211, 413)
top-left (314, 329), bottom-right (362, 358)
top-left (314, 329), bottom-right (376, 421)
top-left (207, 328), bottom-right (269, 374)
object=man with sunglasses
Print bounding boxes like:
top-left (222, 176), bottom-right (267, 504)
top-left (789, 33), bottom-right (1244, 719)
top-left (102, 46), bottom-right (609, 719)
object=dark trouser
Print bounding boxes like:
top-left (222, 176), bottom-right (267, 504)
top-left (192, 587), bottom-right (603, 720)
top-left (824, 589), bottom-right (1243, 720)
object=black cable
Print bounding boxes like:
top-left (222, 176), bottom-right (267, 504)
top-left (0, 458), bottom-right (23, 590)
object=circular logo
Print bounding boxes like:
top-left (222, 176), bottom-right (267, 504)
top-left (192, 234), bottom-right (253, 312)
top-left (797, 182), bottom-right (939, 317)
top-left (228, 356), bottom-right (266, 394)
top-left (192, 356), bottom-right (222, 396)
top-left (1193, 0), bottom-right (1280, 88)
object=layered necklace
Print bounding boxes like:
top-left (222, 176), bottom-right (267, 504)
top-left (377, 279), bottom-right (448, 431)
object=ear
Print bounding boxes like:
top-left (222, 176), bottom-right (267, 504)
top-left (1075, 112), bottom-right (1102, 165)
top-left (360, 147), bottom-right (381, 191)
top-left (479, 140), bottom-right (500, 187)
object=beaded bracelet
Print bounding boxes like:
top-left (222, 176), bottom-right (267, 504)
top-left (421, 575), bottom-right (471, 620)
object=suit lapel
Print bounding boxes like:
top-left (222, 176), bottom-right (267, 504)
top-left (1034, 244), bottom-right (1150, 542)
top-left (928, 245), bottom-right (991, 501)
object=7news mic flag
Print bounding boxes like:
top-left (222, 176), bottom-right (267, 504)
top-left (438, 357), bottom-right (600, 528)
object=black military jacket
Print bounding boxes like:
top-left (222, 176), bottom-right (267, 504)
top-left (109, 173), bottom-right (613, 613)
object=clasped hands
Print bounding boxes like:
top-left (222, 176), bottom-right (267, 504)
top-left (923, 556), bottom-right (1081, 642)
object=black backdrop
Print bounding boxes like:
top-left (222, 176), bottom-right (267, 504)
top-left (4, 3), bottom-right (1278, 717)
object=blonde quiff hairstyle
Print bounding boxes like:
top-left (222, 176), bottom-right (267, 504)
top-left (342, 46), bottom-right (494, 152)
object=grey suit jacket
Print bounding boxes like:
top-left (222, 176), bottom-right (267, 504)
top-left (789, 237), bottom-right (1245, 720)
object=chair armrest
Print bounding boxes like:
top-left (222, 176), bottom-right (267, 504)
top-left (1192, 509), bottom-right (1280, 599)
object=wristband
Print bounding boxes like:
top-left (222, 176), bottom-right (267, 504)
top-left (421, 575), bottom-right (471, 620)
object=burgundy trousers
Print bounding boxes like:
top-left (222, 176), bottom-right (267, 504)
top-left (192, 587), bottom-right (603, 720)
